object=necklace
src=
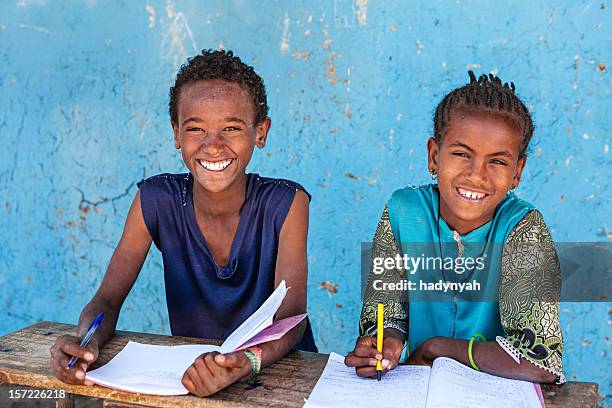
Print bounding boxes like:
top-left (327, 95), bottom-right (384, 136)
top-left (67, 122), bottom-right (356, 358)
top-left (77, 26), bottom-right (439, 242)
top-left (435, 209), bottom-right (494, 289)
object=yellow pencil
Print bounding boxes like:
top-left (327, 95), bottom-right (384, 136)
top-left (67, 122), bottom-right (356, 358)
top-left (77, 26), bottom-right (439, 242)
top-left (376, 303), bottom-right (384, 381)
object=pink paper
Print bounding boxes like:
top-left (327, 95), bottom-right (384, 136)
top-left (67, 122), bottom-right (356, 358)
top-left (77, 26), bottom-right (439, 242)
top-left (235, 313), bottom-right (308, 350)
top-left (533, 383), bottom-right (546, 408)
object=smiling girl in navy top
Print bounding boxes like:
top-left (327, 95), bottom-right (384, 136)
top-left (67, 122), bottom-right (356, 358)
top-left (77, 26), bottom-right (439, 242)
top-left (50, 50), bottom-right (316, 397)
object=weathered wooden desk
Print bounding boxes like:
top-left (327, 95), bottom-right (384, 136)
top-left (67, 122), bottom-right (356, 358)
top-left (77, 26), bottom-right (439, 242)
top-left (0, 322), bottom-right (600, 407)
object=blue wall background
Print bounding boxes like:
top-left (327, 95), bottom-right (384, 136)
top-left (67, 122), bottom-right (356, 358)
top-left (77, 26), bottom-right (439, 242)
top-left (1, 0), bottom-right (610, 404)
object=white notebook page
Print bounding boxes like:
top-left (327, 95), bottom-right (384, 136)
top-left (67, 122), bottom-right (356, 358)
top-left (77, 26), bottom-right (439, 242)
top-left (86, 280), bottom-right (290, 395)
top-left (425, 357), bottom-right (542, 408)
top-left (86, 341), bottom-right (219, 395)
top-left (304, 352), bottom-right (431, 408)
top-left (220, 280), bottom-right (288, 353)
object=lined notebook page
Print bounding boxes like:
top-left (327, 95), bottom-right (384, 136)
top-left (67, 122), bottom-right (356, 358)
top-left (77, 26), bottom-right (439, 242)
top-left (86, 341), bottom-right (219, 395)
top-left (304, 353), bottom-right (431, 408)
top-left (425, 357), bottom-right (542, 408)
top-left (219, 280), bottom-right (288, 353)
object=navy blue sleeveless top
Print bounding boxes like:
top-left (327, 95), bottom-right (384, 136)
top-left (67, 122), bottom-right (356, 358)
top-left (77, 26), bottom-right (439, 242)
top-left (138, 173), bottom-right (317, 352)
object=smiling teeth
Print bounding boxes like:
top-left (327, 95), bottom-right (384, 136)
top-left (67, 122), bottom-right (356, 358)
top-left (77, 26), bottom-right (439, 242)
top-left (458, 188), bottom-right (486, 200)
top-left (198, 159), bottom-right (232, 171)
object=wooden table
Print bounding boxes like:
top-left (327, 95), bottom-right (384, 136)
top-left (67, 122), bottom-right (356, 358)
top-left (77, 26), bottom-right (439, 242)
top-left (0, 322), bottom-right (600, 407)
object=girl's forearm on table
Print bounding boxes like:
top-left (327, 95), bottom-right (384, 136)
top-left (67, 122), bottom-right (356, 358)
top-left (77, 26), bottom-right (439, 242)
top-left (425, 337), bottom-right (557, 383)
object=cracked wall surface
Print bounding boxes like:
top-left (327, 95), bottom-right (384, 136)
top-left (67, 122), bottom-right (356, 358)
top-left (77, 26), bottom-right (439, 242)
top-left (0, 0), bottom-right (610, 404)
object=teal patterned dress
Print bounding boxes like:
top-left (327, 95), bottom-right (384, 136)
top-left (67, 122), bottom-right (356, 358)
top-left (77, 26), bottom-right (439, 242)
top-left (359, 184), bottom-right (564, 383)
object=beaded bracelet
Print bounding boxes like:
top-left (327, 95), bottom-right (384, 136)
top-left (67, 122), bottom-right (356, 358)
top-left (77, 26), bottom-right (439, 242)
top-left (468, 333), bottom-right (487, 371)
top-left (241, 346), bottom-right (262, 383)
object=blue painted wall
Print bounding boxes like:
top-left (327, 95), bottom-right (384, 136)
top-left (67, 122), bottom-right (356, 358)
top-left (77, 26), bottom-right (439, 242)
top-left (1, 0), bottom-right (610, 404)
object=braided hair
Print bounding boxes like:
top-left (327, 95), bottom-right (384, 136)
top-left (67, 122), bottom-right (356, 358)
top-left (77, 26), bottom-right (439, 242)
top-left (433, 71), bottom-right (534, 159)
top-left (169, 49), bottom-right (269, 125)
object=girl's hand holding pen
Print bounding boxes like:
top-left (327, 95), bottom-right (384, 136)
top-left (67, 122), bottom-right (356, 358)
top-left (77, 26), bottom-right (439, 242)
top-left (344, 328), bottom-right (404, 378)
top-left (50, 335), bottom-right (99, 385)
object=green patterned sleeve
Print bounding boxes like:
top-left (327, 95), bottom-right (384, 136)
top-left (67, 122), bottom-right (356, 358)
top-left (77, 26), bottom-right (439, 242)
top-left (359, 205), bottom-right (409, 337)
top-left (498, 210), bottom-right (565, 383)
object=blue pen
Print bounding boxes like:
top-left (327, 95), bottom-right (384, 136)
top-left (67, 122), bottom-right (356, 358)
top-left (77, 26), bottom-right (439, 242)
top-left (67, 312), bottom-right (104, 369)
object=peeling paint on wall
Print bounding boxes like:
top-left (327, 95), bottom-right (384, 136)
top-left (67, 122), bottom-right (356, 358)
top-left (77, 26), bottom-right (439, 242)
top-left (160, 2), bottom-right (197, 70)
top-left (146, 4), bottom-right (156, 29)
top-left (280, 11), bottom-right (290, 54)
top-left (355, 0), bottom-right (368, 27)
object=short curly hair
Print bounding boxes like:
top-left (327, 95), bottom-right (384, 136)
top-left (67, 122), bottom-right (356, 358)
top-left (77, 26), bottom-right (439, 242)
top-left (169, 49), bottom-right (269, 125)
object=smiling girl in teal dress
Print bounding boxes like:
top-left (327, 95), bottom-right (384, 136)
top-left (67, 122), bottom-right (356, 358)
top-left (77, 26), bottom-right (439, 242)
top-left (345, 72), bottom-right (564, 383)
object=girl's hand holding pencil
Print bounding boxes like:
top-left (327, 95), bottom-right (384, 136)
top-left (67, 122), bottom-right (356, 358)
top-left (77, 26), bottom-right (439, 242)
top-left (344, 328), bottom-right (404, 378)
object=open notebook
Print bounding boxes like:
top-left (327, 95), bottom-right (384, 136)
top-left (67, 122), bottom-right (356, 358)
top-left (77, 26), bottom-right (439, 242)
top-left (304, 353), bottom-right (545, 408)
top-left (86, 280), bottom-right (307, 395)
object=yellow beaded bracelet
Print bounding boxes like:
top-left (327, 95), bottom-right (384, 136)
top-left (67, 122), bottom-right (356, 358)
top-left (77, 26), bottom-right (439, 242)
top-left (468, 333), bottom-right (487, 371)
